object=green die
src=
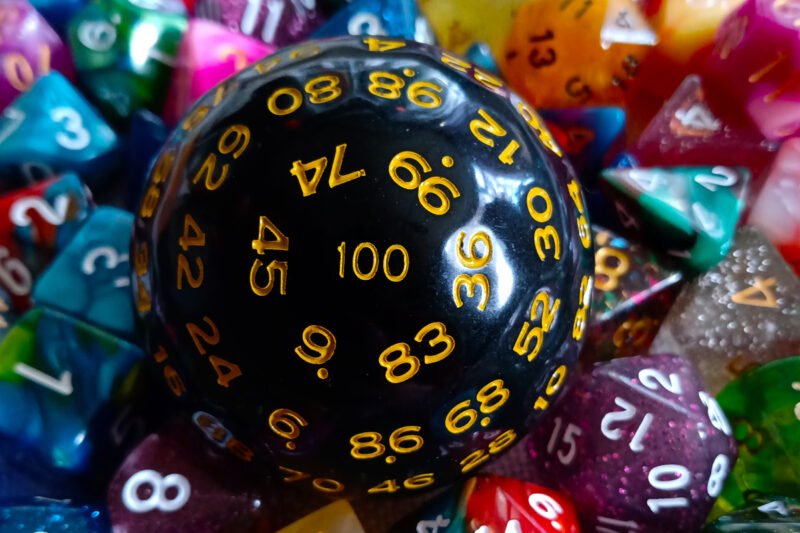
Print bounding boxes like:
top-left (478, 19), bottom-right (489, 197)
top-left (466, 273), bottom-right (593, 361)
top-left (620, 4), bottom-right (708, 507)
top-left (68, 0), bottom-right (187, 124)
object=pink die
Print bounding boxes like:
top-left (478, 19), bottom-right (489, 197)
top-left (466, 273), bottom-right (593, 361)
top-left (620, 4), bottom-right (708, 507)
top-left (0, 0), bottom-right (74, 111)
top-left (708, 0), bottom-right (800, 140)
top-left (164, 18), bottom-right (274, 125)
top-left (748, 138), bottom-right (800, 273)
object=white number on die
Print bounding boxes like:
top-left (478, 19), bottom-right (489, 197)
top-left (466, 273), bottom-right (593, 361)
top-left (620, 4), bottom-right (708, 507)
top-left (10, 194), bottom-right (69, 227)
top-left (82, 246), bottom-right (130, 288)
top-left (0, 245), bottom-right (31, 296)
top-left (122, 470), bottom-right (191, 513)
top-left (600, 397), bottom-right (653, 453)
top-left (529, 492), bottom-right (564, 531)
top-left (638, 368), bottom-right (682, 395)
top-left (699, 391), bottom-right (732, 436)
top-left (416, 514), bottom-right (450, 533)
top-left (50, 107), bottom-right (91, 151)
top-left (546, 416), bottom-right (583, 466)
top-left (646, 464), bottom-right (690, 513)
top-left (706, 453), bottom-right (730, 498)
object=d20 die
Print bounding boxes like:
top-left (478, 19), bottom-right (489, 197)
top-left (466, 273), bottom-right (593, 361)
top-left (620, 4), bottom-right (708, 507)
top-left (527, 353), bottom-right (737, 532)
top-left (651, 226), bottom-right (800, 394)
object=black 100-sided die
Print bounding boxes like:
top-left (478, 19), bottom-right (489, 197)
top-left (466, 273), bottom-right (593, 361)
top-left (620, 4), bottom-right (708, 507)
top-left (132, 36), bottom-right (594, 497)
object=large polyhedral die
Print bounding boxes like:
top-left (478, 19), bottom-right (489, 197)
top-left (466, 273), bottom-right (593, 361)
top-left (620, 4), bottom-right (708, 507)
top-left (132, 37), bottom-right (594, 496)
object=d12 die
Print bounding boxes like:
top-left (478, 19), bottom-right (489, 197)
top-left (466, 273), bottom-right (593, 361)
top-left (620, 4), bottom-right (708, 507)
top-left (706, 495), bottom-right (800, 532)
top-left (585, 226), bottom-right (683, 363)
top-left (312, 0), bottom-right (435, 44)
top-left (707, 0), bottom-right (800, 140)
top-left (711, 357), bottom-right (800, 518)
top-left (0, 72), bottom-right (120, 190)
top-left (0, 502), bottom-right (108, 532)
top-left (0, 174), bottom-right (92, 311)
top-left (194, 0), bottom-right (323, 47)
top-left (748, 138), bottom-right (800, 274)
top-left (68, 0), bottom-right (188, 124)
top-left (527, 353), bottom-right (737, 532)
top-left (276, 500), bottom-right (366, 533)
top-left (631, 75), bottom-right (779, 177)
top-left (600, 165), bottom-right (749, 272)
top-left (501, 0), bottom-right (655, 107)
top-left (33, 207), bottom-right (135, 340)
top-left (163, 19), bottom-right (274, 126)
top-left (0, 1), bottom-right (74, 112)
top-left (0, 308), bottom-right (143, 471)
top-left (651, 226), bottom-right (800, 394)
top-left (108, 421), bottom-right (272, 533)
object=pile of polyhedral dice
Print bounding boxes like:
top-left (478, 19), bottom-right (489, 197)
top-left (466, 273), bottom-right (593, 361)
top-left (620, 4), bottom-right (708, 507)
top-left (0, 0), bottom-right (797, 531)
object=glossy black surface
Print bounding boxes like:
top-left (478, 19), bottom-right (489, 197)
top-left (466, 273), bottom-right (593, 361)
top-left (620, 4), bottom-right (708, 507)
top-left (132, 37), bottom-right (594, 496)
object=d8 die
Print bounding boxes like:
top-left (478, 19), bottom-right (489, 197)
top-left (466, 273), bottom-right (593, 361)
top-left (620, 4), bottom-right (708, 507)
top-left (527, 353), bottom-right (737, 532)
top-left (651, 226), bottom-right (800, 393)
top-left (0, 0), bottom-right (74, 112)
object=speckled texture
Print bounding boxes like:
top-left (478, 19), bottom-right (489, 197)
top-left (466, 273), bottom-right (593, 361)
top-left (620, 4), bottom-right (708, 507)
top-left (526, 354), bottom-right (738, 532)
top-left (651, 226), bottom-right (800, 394)
top-left (0, 503), bottom-right (108, 532)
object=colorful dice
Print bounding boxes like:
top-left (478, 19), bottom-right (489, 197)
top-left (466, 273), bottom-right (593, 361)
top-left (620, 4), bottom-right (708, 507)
top-left (0, 72), bottom-right (120, 190)
top-left (651, 226), bottom-right (800, 394)
top-left (501, 0), bottom-right (655, 107)
top-left (527, 353), bottom-right (737, 532)
top-left (0, 0), bottom-right (74, 112)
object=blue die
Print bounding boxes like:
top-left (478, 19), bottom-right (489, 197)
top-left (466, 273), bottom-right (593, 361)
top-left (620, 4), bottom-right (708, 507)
top-left (312, 0), bottom-right (435, 43)
top-left (0, 72), bottom-right (119, 191)
top-left (33, 206), bottom-right (135, 340)
top-left (0, 502), bottom-right (108, 532)
top-left (0, 308), bottom-right (143, 471)
top-left (28, 0), bottom-right (87, 37)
